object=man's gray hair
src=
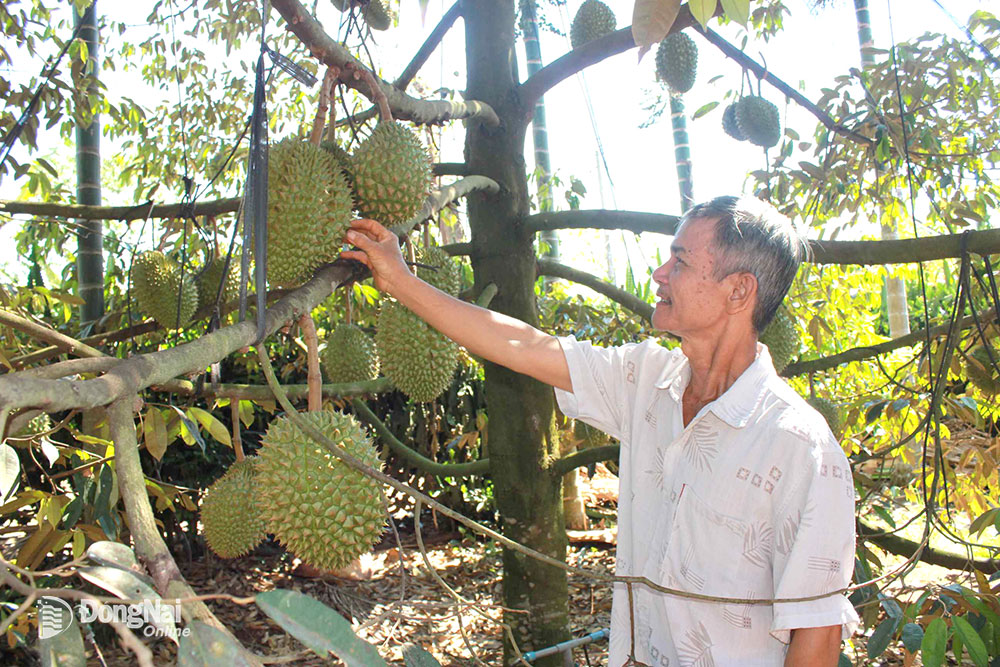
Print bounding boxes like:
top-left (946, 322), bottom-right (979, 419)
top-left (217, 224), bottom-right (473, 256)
top-left (681, 195), bottom-right (808, 333)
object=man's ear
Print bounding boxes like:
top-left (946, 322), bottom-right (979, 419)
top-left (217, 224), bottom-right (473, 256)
top-left (727, 272), bottom-right (758, 315)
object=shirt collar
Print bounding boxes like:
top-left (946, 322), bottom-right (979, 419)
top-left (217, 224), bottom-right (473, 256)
top-left (655, 343), bottom-right (777, 429)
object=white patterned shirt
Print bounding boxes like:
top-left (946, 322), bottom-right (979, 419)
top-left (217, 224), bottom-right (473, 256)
top-left (554, 336), bottom-right (860, 667)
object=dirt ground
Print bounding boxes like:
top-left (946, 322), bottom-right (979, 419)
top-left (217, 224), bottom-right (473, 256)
top-left (7, 464), bottom-right (979, 666)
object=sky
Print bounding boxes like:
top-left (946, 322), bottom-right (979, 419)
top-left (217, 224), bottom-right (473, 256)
top-left (0, 0), bottom-right (994, 287)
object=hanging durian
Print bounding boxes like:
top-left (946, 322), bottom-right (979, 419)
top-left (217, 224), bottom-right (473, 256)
top-left (133, 250), bottom-right (199, 329)
top-left (570, 0), bottom-right (617, 49)
top-left (376, 301), bottom-right (458, 402)
top-left (351, 122), bottom-right (432, 227)
top-left (655, 32), bottom-right (698, 94)
top-left (759, 308), bottom-right (797, 374)
top-left (201, 458), bottom-right (267, 559)
top-left (735, 95), bottom-right (781, 148)
top-left (322, 324), bottom-right (380, 384)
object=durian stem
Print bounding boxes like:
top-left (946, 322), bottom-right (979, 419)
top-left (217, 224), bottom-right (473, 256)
top-left (345, 288), bottom-right (353, 326)
top-left (298, 313), bottom-right (322, 412)
top-left (309, 66), bottom-right (339, 146)
top-left (231, 399), bottom-right (244, 461)
top-left (343, 62), bottom-right (393, 123)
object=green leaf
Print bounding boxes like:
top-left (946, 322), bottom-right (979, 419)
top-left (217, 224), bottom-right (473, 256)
top-left (402, 644), bottom-right (441, 667)
top-left (953, 616), bottom-right (988, 667)
top-left (187, 407), bottom-right (231, 448)
top-left (631, 0), bottom-right (682, 59)
top-left (85, 541), bottom-right (138, 570)
top-left (901, 622), bottom-right (924, 653)
top-left (0, 444), bottom-right (21, 502)
top-left (719, 0), bottom-right (749, 25)
top-left (256, 589), bottom-right (386, 665)
top-left (143, 408), bottom-right (169, 461)
top-left (178, 621), bottom-right (253, 667)
top-left (868, 616), bottom-right (899, 658)
top-left (921, 617), bottom-right (948, 667)
top-left (969, 507), bottom-right (999, 537)
top-left (688, 0), bottom-right (718, 28)
top-left (77, 566), bottom-right (178, 643)
top-left (38, 597), bottom-right (86, 667)
top-left (691, 101), bottom-right (719, 120)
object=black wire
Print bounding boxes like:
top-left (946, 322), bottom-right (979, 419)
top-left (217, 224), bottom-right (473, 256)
top-left (0, 20), bottom-right (84, 173)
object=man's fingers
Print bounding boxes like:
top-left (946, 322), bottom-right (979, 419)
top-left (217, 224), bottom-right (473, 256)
top-left (350, 218), bottom-right (392, 241)
top-left (339, 249), bottom-right (371, 268)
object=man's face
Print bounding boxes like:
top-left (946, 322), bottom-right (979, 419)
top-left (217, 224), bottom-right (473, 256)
top-left (651, 217), bottom-right (736, 338)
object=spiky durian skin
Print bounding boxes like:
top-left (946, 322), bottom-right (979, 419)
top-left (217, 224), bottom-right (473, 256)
top-left (196, 258), bottom-right (240, 310)
top-left (415, 245), bottom-right (462, 297)
top-left (351, 123), bottom-right (431, 226)
top-left (133, 251), bottom-right (199, 329)
top-left (655, 32), bottom-right (698, 94)
top-left (201, 458), bottom-right (266, 559)
top-left (267, 139), bottom-right (355, 287)
top-left (255, 411), bottom-right (386, 571)
top-left (362, 0), bottom-right (394, 30)
top-left (759, 309), bottom-right (797, 374)
top-left (321, 140), bottom-right (355, 194)
top-left (321, 324), bottom-right (380, 384)
top-left (735, 95), bottom-right (781, 148)
top-left (806, 396), bottom-right (843, 438)
top-left (573, 420), bottom-right (610, 450)
top-left (376, 302), bottom-right (458, 403)
top-left (570, 0), bottom-right (617, 49)
top-left (722, 102), bottom-right (746, 141)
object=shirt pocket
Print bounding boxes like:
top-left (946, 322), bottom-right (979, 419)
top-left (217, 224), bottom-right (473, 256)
top-left (656, 483), bottom-right (756, 599)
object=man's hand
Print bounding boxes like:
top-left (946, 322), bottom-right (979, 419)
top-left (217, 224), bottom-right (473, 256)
top-left (341, 219), bottom-right (410, 295)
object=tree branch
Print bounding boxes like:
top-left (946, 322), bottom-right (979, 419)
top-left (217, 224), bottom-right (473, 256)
top-left (858, 519), bottom-right (999, 574)
top-left (552, 444), bottom-right (620, 476)
top-left (351, 399), bottom-right (489, 478)
top-left (0, 197), bottom-right (240, 221)
top-left (698, 27), bottom-right (873, 147)
top-left (810, 228), bottom-right (1000, 265)
top-left (525, 209), bottom-right (680, 236)
top-left (164, 378), bottom-right (392, 400)
top-left (536, 258), bottom-right (653, 321)
top-left (271, 0), bottom-right (498, 126)
top-left (389, 175), bottom-right (500, 237)
top-left (395, 1), bottom-right (463, 90)
top-left (783, 306), bottom-right (997, 377)
top-left (0, 309), bottom-right (105, 360)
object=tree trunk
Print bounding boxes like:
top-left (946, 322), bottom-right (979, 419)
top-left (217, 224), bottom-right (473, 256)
top-left (75, 2), bottom-right (104, 326)
top-left (463, 2), bottom-right (569, 662)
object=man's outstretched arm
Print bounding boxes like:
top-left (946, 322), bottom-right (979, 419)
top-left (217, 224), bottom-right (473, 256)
top-left (784, 626), bottom-right (841, 666)
top-left (341, 219), bottom-right (572, 392)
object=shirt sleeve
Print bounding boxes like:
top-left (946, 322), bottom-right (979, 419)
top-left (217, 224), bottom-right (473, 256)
top-left (553, 336), bottom-right (643, 442)
top-left (770, 443), bottom-right (861, 644)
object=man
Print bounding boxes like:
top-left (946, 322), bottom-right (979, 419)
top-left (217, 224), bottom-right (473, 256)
top-left (342, 195), bottom-right (859, 666)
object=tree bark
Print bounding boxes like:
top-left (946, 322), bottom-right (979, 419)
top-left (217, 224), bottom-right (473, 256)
top-left (463, 2), bottom-right (569, 662)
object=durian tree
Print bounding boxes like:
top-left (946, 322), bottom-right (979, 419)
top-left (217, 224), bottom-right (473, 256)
top-left (3, 0), bottom-right (1000, 665)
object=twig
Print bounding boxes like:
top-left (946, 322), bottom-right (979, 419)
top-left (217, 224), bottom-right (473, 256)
top-left (231, 400), bottom-right (244, 461)
top-left (309, 66), bottom-right (339, 146)
top-left (0, 308), bottom-right (105, 359)
top-left (297, 313), bottom-right (322, 412)
top-left (342, 62), bottom-right (392, 123)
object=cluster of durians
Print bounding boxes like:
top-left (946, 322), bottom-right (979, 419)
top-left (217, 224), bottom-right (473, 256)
top-left (131, 251), bottom-right (240, 329)
top-left (722, 95), bottom-right (782, 148)
top-left (200, 409), bottom-right (387, 570)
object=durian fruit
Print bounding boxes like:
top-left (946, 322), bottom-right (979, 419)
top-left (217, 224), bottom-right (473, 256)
top-left (133, 250), bottom-right (199, 329)
top-left (722, 102), bottom-right (746, 141)
top-left (201, 458), bottom-right (267, 559)
top-left (351, 122), bottom-right (431, 227)
top-left (570, 0), bottom-right (617, 49)
top-left (321, 140), bottom-right (355, 193)
top-left (196, 258), bottom-right (240, 310)
top-left (655, 32), bottom-right (698, 94)
top-left (807, 396), bottom-right (843, 438)
top-left (376, 301), bottom-right (458, 402)
top-left (415, 245), bottom-right (462, 297)
top-left (322, 324), bottom-right (380, 384)
top-left (362, 0), bottom-right (394, 30)
top-left (760, 308), bottom-right (797, 374)
top-left (255, 411), bottom-right (386, 571)
top-left (735, 95), bottom-right (781, 148)
top-left (966, 346), bottom-right (1000, 395)
top-left (573, 420), bottom-right (611, 450)
top-left (267, 138), bottom-right (355, 287)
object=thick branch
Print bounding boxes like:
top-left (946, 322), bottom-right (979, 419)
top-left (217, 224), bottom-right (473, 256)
top-left (552, 444), bottom-right (620, 476)
top-left (526, 210), bottom-right (679, 236)
top-left (165, 378), bottom-right (392, 400)
top-left (536, 258), bottom-right (653, 321)
top-left (784, 307), bottom-right (997, 377)
top-left (858, 519), bottom-right (999, 574)
top-left (811, 228), bottom-right (1000, 265)
top-left (351, 399), bottom-right (489, 478)
top-left (0, 309), bottom-right (104, 359)
top-left (395, 1), bottom-right (463, 89)
top-left (389, 175), bottom-right (500, 237)
top-left (0, 198), bottom-right (239, 221)
top-left (271, 0), bottom-right (498, 126)
top-left (699, 28), bottom-right (873, 147)
top-left (433, 162), bottom-right (470, 177)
